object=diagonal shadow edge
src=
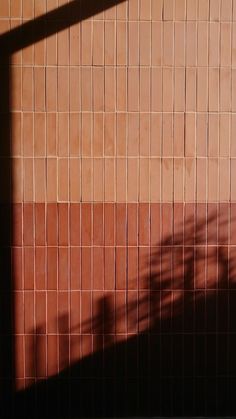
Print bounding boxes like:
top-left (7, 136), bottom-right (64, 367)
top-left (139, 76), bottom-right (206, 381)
top-left (0, 1), bottom-right (126, 417)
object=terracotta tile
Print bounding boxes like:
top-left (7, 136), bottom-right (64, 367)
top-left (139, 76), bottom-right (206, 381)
top-left (46, 67), bottom-right (57, 111)
top-left (150, 114), bottom-right (161, 156)
top-left (92, 67), bottom-right (104, 112)
top-left (93, 203), bottom-right (103, 246)
top-left (208, 158), bottom-right (219, 202)
top-left (81, 158), bottom-right (92, 201)
top-left (46, 114), bottom-right (57, 156)
top-left (12, 158), bottom-right (23, 203)
top-left (47, 247), bottom-right (58, 290)
top-left (220, 114), bottom-right (230, 157)
top-left (221, 23), bottom-right (231, 66)
top-left (93, 113), bottom-right (104, 156)
top-left (185, 113), bottom-right (196, 157)
top-left (161, 203), bottom-right (173, 244)
top-left (173, 114), bottom-right (184, 157)
top-left (104, 247), bottom-right (115, 290)
top-left (151, 67), bottom-right (162, 111)
top-left (105, 113), bottom-right (116, 156)
top-left (233, 23), bottom-right (236, 65)
top-left (197, 67), bottom-right (208, 112)
top-left (209, 68), bottom-right (219, 112)
top-left (81, 20), bottom-right (92, 65)
top-left (152, 21), bottom-right (162, 66)
top-left (23, 158), bottom-right (34, 202)
top-left (34, 68), bottom-right (45, 111)
top-left (140, 68), bottom-right (151, 112)
top-left (220, 68), bottom-right (231, 112)
top-left (196, 114), bottom-right (207, 157)
top-left (174, 158), bottom-right (184, 202)
top-left (186, 68), bottom-right (197, 111)
top-left (163, 22), bottom-right (173, 66)
top-left (35, 203), bottom-right (45, 246)
top-left (81, 67), bottom-right (92, 112)
top-left (175, 0), bottom-right (186, 19)
top-left (140, 158), bottom-right (150, 202)
top-left (199, 0), bottom-right (209, 19)
top-left (81, 249), bottom-right (91, 290)
top-left (70, 67), bottom-right (81, 112)
top-left (105, 67), bottom-right (116, 112)
top-left (70, 158), bottom-right (81, 202)
top-left (117, 21), bottom-right (127, 66)
top-left (104, 203), bottom-right (115, 246)
top-left (58, 203), bottom-right (69, 246)
top-left (116, 248), bottom-right (127, 290)
top-left (93, 21), bottom-right (104, 65)
top-left (174, 68), bottom-right (185, 111)
top-left (34, 113), bottom-right (46, 157)
top-left (185, 158), bottom-right (196, 202)
top-left (196, 158), bottom-right (207, 202)
top-left (59, 247), bottom-right (69, 290)
top-left (116, 158), bottom-right (127, 202)
top-left (128, 67), bottom-right (139, 111)
top-left (139, 203), bottom-right (150, 245)
top-left (163, 113), bottom-right (173, 156)
top-left (140, 22), bottom-right (151, 65)
top-left (162, 158), bottom-right (173, 202)
top-left (116, 113), bottom-right (127, 157)
top-left (105, 21), bottom-right (115, 65)
top-left (23, 203), bottom-right (34, 245)
top-left (209, 23), bottom-right (220, 66)
top-left (47, 203), bottom-right (58, 246)
top-left (186, 22), bottom-right (197, 66)
top-left (58, 158), bottom-right (69, 201)
top-left (47, 158), bottom-right (57, 202)
top-left (70, 248), bottom-right (81, 291)
top-left (140, 114), bottom-right (150, 156)
top-left (58, 291), bottom-right (69, 332)
top-left (128, 203), bottom-right (138, 246)
top-left (81, 113), bottom-right (92, 156)
top-left (58, 67), bottom-right (69, 111)
top-left (93, 158), bottom-right (104, 202)
top-left (24, 247), bottom-right (34, 290)
top-left (150, 158), bottom-right (161, 203)
top-left (117, 68), bottom-right (127, 112)
top-left (129, 22), bottom-right (139, 65)
top-left (36, 291), bottom-right (46, 332)
top-left (115, 203), bottom-right (126, 246)
top-left (47, 335), bottom-right (58, 376)
top-left (23, 113), bottom-right (33, 157)
top-left (198, 22), bottom-right (208, 66)
top-left (128, 113), bottom-right (139, 156)
top-left (81, 203), bottom-right (92, 246)
top-left (105, 158), bottom-right (115, 202)
top-left (70, 203), bottom-right (81, 247)
top-left (128, 247), bottom-right (138, 291)
top-left (46, 30), bottom-right (57, 66)
top-left (127, 158), bottom-right (138, 202)
top-left (210, 0), bottom-right (221, 20)
top-left (35, 158), bottom-right (46, 202)
top-left (219, 159), bottom-right (230, 201)
top-left (70, 23), bottom-right (81, 65)
top-left (208, 114), bottom-right (219, 157)
top-left (93, 248), bottom-right (104, 290)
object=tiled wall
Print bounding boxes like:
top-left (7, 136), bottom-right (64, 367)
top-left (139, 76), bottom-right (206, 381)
top-left (1, 0), bottom-right (236, 417)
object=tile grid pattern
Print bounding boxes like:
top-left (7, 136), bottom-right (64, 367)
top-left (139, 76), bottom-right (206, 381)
top-left (1, 0), bottom-right (236, 416)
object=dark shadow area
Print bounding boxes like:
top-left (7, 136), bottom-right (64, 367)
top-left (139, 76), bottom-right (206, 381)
top-left (13, 209), bottom-right (236, 418)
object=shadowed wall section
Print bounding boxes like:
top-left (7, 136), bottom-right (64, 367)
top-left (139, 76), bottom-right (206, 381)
top-left (1, 0), bottom-right (236, 417)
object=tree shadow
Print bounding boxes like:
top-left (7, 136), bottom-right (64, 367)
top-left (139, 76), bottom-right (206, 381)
top-left (13, 206), bottom-right (236, 418)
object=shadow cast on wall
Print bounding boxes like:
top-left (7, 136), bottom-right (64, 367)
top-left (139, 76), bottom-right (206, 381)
top-left (13, 208), bottom-right (236, 418)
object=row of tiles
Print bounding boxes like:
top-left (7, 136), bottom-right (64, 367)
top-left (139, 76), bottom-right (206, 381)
top-left (9, 157), bottom-right (236, 203)
top-left (6, 20), bottom-right (236, 68)
top-left (9, 112), bottom-right (236, 158)
top-left (9, 202), bottom-right (236, 246)
top-left (9, 66), bottom-right (236, 113)
top-left (1, 0), bottom-right (236, 21)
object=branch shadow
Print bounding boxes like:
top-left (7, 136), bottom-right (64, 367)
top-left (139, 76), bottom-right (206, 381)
top-left (13, 207), bottom-right (236, 418)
